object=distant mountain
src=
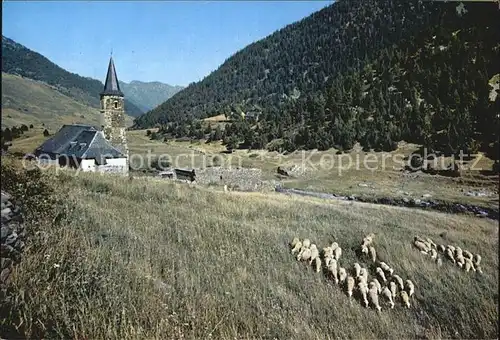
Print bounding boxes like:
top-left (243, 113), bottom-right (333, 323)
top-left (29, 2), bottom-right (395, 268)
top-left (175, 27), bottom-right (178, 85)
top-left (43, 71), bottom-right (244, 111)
top-left (1, 36), bottom-right (144, 117)
top-left (119, 80), bottom-right (183, 112)
top-left (135, 0), bottom-right (499, 157)
top-left (1, 72), bottom-right (132, 131)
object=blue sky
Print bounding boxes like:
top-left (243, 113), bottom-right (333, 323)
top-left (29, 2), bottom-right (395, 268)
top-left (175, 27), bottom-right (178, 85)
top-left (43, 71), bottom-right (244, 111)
top-left (2, 1), bottom-right (332, 86)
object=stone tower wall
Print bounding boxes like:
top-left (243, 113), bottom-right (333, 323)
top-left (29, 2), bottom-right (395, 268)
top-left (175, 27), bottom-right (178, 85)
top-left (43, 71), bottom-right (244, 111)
top-left (100, 95), bottom-right (129, 169)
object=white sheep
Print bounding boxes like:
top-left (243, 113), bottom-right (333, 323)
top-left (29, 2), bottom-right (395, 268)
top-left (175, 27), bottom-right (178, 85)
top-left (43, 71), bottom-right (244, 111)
top-left (331, 242), bottom-right (339, 251)
top-left (353, 263), bottom-right (361, 278)
top-left (308, 244), bottom-right (319, 265)
top-left (447, 245), bottom-right (456, 253)
top-left (334, 246), bottom-right (342, 261)
top-left (324, 255), bottom-right (334, 267)
top-left (375, 267), bottom-right (387, 283)
top-left (362, 233), bottom-right (375, 247)
top-left (338, 267), bottom-right (347, 283)
top-left (463, 250), bottom-right (473, 261)
top-left (405, 280), bottom-right (415, 297)
top-left (476, 265), bottom-right (483, 274)
top-left (430, 248), bottom-right (438, 260)
top-left (379, 262), bottom-right (394, 276)
top-left (291, 241), bottom-right (302, 254)
top-left (369, 246), bottom-right (377, 263)
top-left (368, 284), bottom-right (382, 311)
top-left (445, 248), bottom-right (456, 264)
top-left (414, 235), bottom-right (426, 243)
top-left (456, 253), bottom-right (465, 268)
top-left (314, 257), bottom-right (322, 273)
top-left (371, 278), bottom-right (382, 294)
top-left (382, 286), bottom-right (394, 309)
top-left (389, 281), bottom-right (397, 298)
top-left (438, 244), bottom-right (446, 253)
top-left (290, 237), bottom-right (300, 248)
top-left (474, 254), bottom-right (482, 267)
top-left (302, 239), bottom-right (311, 249)
top-left (359, 268), bottom-right (369, 285)
top-left (400, 290), bottom-right (411, 308)
top-left (392, 275), bottom-right (404, 290)
top-left (358, 282), bottom-right (369, 308)
top-left (297, 248), bottom-right (312, 262)
top-left (361, 245), bottom-right (369, 255)
top-left (414, 240), bottom-right (430, 254)
top-left (328, 259), bottom-right (339, 284)
top-left (323, 246), bottom-right (334, 259)
top-left (426, 237), bottom-right (437, 249)
top-left (346, 276), bottom-right (355, 298)
top-left (464, 258), bottom-right (475, 272)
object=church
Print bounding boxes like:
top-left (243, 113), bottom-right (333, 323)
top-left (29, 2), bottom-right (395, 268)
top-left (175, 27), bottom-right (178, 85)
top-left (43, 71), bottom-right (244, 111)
top-left (34, 57), bottom-right (129, 175)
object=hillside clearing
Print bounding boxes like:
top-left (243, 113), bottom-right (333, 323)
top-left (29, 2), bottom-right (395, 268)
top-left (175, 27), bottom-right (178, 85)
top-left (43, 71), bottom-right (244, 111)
top-left (2, 164), bottom-right (498, 339)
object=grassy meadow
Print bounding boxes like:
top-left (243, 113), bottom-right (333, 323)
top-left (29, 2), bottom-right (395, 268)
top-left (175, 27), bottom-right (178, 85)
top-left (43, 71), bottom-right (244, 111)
top-left (1, 161), bottom-right (498, 339)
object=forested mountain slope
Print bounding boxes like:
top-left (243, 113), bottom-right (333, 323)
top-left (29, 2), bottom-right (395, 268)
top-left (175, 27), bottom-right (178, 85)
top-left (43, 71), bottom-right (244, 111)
top-left (135, 0), bottom-right (499, 156)
top-left (1, 36), bottom-right (144, 117)
top-left (119, 80), bottom-right (184, 112)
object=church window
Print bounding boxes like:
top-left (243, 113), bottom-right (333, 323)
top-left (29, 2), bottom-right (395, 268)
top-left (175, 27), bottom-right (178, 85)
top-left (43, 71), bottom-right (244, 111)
top-left (114, 101), bottom-right (118, 109)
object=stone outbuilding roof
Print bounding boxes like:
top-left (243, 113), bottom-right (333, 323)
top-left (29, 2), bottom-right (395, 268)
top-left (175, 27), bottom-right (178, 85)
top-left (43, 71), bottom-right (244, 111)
top-left (35, 124), bottom-right (125, 163)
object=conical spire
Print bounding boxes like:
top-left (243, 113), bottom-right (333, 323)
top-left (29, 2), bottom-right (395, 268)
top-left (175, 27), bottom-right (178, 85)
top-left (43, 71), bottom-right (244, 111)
top-left (101, 56), bottom-right (123, 96)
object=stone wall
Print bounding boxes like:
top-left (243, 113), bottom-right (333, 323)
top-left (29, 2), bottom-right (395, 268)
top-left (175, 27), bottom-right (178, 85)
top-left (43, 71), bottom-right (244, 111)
top-left (1, 191), bottom-right (25, 289)
top-left (196, 167), bottom-right (267, 191)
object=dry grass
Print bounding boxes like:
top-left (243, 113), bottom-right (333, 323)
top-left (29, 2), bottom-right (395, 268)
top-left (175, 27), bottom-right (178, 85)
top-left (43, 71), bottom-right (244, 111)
top-left (2, 164), bottom-right (498, 339)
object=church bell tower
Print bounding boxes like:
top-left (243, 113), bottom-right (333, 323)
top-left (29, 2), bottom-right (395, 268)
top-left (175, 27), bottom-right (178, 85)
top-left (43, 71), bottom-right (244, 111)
top-left (100, 56), bottom-right (129, 165)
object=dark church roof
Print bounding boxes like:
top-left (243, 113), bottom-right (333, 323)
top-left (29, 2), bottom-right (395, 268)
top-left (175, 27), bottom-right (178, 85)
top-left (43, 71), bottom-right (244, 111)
top-left (35, 124), bottom-right (125, 161)
top-left (100, 57), bottom-right (124, 97)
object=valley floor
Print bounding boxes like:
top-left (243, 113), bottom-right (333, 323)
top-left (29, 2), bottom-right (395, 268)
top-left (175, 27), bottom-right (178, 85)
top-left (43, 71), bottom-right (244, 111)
top-left (1, 161), bottom-right (498, 339)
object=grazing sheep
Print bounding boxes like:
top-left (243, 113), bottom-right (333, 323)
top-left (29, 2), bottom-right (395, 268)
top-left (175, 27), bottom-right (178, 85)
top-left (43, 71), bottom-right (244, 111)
top-left (328, 259), bottom-right (339, 284)
top-left (290, 237), bottom-right (300, 248)
top-left (405, 280), bottom-right (415, 297)
top-left (438, 244), bottom-right (446, 253)
top-left (368, 284), bottom-right (382, 311)
top-left (463, 250), bottom-right (473, 261)
top-left (464, 258), bottom-right (475, 272)
top-left (476, 265), bottom-right (483, 274)
top-left (353, 263), bottom-right (361, 278)
top-left (389, 281), bottom-right (397, 298)
top-left (291, 241), bottom-right (303, 254)
top-left (346, 276), bottom-right (355, 298)
top-left (375, 267), bottom-right (387, 283)
top-left (369, 246), bottom-right (377, 263)
top-left (358, 282), bottom-right (369, 307)
top-left (359, 268), bottom-right (369, 285)
top-left (400, 291), bottom-right (411, 308)
top-left (314, 257), bottom-right (322, 273)
top-left (331, 242), bottom-right (339, 251)
top-left (474, 254), bottom-right (482, 267)
top-left (308, 244), bottom-right (319, 265)
top-left (393, 275), bottom-right (404, 290)
top-left (334, 246), bottom-right (342, 261)
top-left (371, 278), bottom-right (382, 294)
top-left (430, 248), bottom-right (438, 260)
top-left (338, 267), bottom-right (347, 283)
top-left (297, 248), bottom-right (312, 262)
top-left (426, 238), bottom-right (437, 249)
top-left (447, 245), bottom-right (456, 253)
top-left (382, 286), bottom-right (395, 309)
top-left (362, 233), bottom-right (375, 247)
top-left (456, 253), bottom-right (465, 268)
top-left (379, 262), bottom-right (394, 276)
top-left (414, 240), bottom-right (430, 254)
top-left (324, 255), bottom-right (333, 267)
top-left (361, 245), bottom-right (369, 255)
top-left (323, 247), bottom-right (334, 259)
top-left (445, 248), bottom-right (456, 264)
top-left (302, 239), bottom-right (311, 249)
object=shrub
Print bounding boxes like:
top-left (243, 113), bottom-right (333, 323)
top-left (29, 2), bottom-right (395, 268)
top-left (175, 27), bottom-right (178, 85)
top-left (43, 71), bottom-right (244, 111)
top-left (43, 129), bottom-right (50, 137)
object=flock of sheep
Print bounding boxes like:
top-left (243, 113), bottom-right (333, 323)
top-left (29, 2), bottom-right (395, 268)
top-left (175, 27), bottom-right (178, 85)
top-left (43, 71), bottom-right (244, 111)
top-left (413, 236), bottom-right (483, 273)
top-left (290, 234), bottom-right (415, 311)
